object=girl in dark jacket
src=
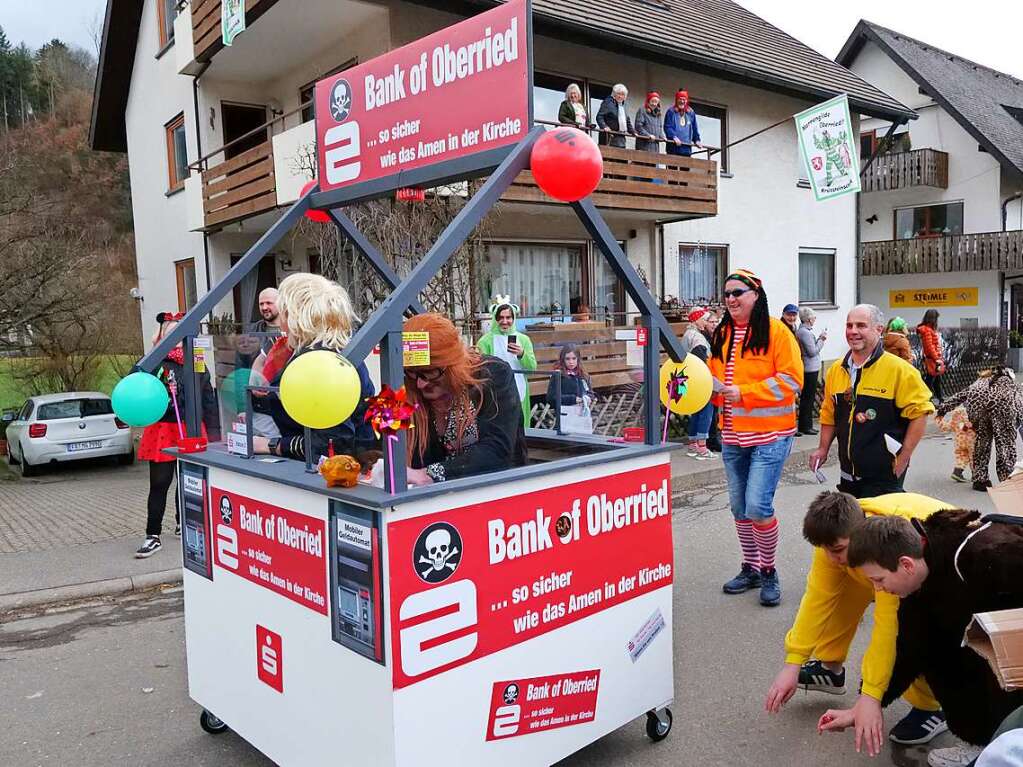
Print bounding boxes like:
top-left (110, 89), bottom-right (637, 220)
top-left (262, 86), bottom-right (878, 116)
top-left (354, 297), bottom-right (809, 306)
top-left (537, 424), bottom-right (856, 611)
top-left (546, 344), bottom-right (592, 406)
top-left (136, 312), bottom-right (219, 558)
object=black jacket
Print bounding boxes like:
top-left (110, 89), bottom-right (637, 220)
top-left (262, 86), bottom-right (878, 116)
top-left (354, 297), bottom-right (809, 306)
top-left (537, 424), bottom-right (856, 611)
top-left (595, 95), bottom-right (632, 148)
top-left (882, 510), bottom-right (1023, 745)
top-left (546, 371), bottom-right (591, 406)
top-left (412, 357), bottom-right (527, 481)
top-left (155, 358), bottom-right (220, 439)
top-left (251, 347), bottom-right (378, 461)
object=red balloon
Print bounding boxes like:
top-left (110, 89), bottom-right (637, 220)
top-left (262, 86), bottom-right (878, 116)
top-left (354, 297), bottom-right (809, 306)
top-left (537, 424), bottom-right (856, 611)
top-left (529, 127), bottom-right (603, 202)
top-left (300, 179), bottom-right (330, 223)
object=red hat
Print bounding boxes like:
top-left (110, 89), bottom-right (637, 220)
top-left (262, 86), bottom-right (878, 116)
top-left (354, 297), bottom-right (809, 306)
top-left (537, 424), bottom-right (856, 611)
top-left (675, 90), bottom-right (689, 102)
top-left (687, 307), bottom-right (707, 323)
top-left (646, 91), bottom-right (660, 106)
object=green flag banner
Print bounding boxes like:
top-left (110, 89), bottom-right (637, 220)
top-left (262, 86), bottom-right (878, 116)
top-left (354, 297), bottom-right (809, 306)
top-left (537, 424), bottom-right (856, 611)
top-left (222, 0), bottom-right (246, 46)
top-left (794, 94), bottom-right (860, 202)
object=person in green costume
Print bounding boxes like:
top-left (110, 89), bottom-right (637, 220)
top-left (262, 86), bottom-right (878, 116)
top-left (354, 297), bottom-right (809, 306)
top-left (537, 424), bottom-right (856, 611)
top-left (477, 295), bottom-right (537, 428)
top-left (813, 128), bottom-right (850, 187)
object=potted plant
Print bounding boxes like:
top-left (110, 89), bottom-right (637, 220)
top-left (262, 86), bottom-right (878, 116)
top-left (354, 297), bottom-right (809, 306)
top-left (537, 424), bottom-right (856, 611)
top-left (1009, 330), bottom-right (1023, 372)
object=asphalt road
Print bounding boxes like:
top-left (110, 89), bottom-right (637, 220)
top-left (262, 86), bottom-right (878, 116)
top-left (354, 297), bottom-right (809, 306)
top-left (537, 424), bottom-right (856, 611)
top-left (0, 435), bottom-right (1001, 767)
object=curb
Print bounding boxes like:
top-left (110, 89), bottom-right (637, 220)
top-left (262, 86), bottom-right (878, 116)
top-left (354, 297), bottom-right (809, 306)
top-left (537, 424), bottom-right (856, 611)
top-left (671, 445), bottom-right (818, 499)
top-left (0, 568), bottom-right (183, 615)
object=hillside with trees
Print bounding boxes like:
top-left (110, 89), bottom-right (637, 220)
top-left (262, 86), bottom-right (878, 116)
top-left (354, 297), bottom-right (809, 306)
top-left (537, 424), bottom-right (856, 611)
top-left (0, 28), bottom-right (140, 403)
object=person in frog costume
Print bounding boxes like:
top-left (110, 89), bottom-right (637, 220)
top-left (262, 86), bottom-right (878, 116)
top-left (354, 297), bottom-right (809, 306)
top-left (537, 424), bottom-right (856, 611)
top-left (476, 296), bottom-right (537, 428)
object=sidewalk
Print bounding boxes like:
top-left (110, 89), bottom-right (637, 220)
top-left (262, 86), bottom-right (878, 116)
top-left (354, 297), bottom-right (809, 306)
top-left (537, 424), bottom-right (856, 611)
top-left (0, 431), bottom-right (872, 613)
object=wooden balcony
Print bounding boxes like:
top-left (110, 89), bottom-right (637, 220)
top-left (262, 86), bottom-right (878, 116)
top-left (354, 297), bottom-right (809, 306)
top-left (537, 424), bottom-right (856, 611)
top-left (860, 230), bottom-right (1023, 275)
top-left (201, 141), bottom-right (277, 230)
top-left (191, 0), bottom-right (279, 62)
top-left (861, 148), bottom-right (948, 193)
top-left (503, 146), bottom-right (718, 218)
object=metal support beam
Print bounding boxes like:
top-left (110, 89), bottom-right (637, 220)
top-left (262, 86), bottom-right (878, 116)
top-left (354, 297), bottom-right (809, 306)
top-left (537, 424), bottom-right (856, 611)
top-left (136, 187), bottom-right (314, 373)
top-left (342, 126), bottom-right (543, 364)
top-left (326, 208), bottom-right (425, 315)
top-left (379, 328), bottom-right (408, 493)
top-left (570, 198), bottom-right (688, 363)
top-left (642, 317), bottom-right (660, 446)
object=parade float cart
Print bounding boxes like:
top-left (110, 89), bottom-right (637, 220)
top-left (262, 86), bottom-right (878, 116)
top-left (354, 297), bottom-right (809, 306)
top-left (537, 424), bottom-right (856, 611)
top-left (137, 2), bottom-right (700, 763)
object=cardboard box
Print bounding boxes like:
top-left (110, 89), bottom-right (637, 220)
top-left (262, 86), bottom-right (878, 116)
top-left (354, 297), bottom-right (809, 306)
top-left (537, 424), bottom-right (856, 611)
top-left (963, 608), bottom-right (1023, 691)
top-left (986, 472), bottom-right (1023, 517)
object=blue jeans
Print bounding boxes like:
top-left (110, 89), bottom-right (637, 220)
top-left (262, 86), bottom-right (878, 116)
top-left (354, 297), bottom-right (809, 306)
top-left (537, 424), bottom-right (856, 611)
top-left (721, 437), bottom-right (794, 522)
top-left (687, 401), bottom-right (715, 441)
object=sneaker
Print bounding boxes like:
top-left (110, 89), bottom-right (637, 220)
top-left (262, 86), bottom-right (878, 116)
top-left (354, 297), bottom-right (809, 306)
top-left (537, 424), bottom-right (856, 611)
top-left (174, 523), bottom-right (181, 536)
top-left (694, 450), bottom-right (712, 460)
top-left (686, 448), bottom-right (701, 458)
top-left (890, 708), bottom-right (948, 744)
top-left (135, 536), bottom-right (162, 559)
top-left (926, 744), bottom-right (982, 767)
top-left (722, 563), bottom-right (761, 594)
top-left (972, 479), bottom-right (992, 491)
top-left (759, 567), bottom-right (781, 606)
top-left (951, 468), bottom-right (967, 483)
top-left (798, 660), bottom-right (846, 694)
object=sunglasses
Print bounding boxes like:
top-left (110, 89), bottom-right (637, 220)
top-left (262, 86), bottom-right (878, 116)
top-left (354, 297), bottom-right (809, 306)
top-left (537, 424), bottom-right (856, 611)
top-left (405, 367), bottom-right (444, 383)
top-left (723, 287), bottom-right (754, 299)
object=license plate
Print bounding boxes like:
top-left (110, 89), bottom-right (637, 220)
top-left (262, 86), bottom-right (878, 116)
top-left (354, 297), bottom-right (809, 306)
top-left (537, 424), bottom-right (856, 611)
top-left (67, 440), bottom-right (102, 452)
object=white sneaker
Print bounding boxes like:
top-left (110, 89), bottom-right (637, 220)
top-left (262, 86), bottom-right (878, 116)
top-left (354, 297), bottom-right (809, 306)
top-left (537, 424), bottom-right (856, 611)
top-left (927, 744), bottom-right (983, 767)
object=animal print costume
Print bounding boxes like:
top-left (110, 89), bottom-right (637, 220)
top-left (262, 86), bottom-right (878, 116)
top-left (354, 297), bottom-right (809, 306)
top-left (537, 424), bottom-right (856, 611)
top-left (937, 369), bottom-right (1023, 483)
top-left (935, 406), bottom-right (975, 472)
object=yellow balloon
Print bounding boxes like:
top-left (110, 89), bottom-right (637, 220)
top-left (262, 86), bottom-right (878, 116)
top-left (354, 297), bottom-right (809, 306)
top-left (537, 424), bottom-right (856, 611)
top-left (659, 354), bottom-right (713, 415)
top-left (279, 350), bottom-right (361, 429)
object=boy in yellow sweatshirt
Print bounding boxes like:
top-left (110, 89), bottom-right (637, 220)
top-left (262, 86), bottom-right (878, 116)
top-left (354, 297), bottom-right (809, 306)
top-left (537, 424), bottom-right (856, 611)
top-left (764, 491), bottom-right (950, 757)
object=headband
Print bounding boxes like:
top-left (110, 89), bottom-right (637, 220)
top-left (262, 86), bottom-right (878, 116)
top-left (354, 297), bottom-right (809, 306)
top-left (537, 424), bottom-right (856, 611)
top-left (725, 269), bottom-right (762, 291)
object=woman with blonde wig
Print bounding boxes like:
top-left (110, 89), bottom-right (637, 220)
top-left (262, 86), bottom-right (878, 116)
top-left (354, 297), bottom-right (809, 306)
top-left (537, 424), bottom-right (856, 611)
top-left (402, 313), bottom-right (527, 486)
top-left (251, 273), bottom-right (377, 460)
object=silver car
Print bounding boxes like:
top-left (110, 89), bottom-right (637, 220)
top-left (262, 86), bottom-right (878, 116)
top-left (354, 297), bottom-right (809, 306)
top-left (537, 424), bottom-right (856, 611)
top-left (6, 392), bottom-right (134, 476)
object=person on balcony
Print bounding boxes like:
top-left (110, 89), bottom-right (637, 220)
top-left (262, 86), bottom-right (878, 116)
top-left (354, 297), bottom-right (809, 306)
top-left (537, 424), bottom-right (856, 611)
top-left (477, 296), bottom-right (537, 429)
top-left (557, 83), bottom-right (589, 130)
top-left (917, 310), bottom-right (945, 403)
top-left (595, 84), bottom-right (632, 149)
top-left (664, 90), bottom-right (702, 157)
top-left (634, 92), bottom-right (665, 153)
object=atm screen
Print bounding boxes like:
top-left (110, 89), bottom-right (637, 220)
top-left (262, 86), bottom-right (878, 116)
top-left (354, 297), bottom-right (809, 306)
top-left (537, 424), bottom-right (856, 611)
top-left (339, 587), bottom-right (359, 621)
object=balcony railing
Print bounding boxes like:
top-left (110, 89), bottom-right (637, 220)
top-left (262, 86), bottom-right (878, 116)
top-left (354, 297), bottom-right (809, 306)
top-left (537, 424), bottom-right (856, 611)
top-left (201, 141), bottom-right (277, 229)
top-left (191, 0), bottom-right (279, 62)
top-left (860, 230), bottom-right (1023, 275)
top-left (503, 145), bottom-right (718, 218)
top-left (861, 148), bottom-right (949, 193)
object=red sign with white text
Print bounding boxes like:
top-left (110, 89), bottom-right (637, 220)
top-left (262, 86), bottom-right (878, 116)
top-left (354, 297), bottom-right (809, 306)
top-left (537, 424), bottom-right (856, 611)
top-left (212, 489), bottom-right (328, 615)
top-left (256, 624), bottom-right (284, 693)
top-left (486, 670), bottom-right (600, 741)
top-left (387, 464), bottom-right (673, 688)
top-left (314, 0), bottom-right (529, 193)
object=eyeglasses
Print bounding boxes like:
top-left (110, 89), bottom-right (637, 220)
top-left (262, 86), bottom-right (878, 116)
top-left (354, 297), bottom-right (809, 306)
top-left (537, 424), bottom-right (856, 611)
top-left (723, 288), bottom-right (754, 299)
top-left (405, 367), bottom-right (444, 383)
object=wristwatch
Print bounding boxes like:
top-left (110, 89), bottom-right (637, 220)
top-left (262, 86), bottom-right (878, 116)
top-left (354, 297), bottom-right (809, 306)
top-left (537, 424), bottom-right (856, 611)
top-left (268, 437), bottom-right (281, 456)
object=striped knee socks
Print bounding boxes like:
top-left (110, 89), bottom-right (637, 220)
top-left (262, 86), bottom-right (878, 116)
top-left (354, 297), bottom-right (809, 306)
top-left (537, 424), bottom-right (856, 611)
top-left (752, 519), bottom-right (780, 572)
top-left (734, 519), bottom-right (760, 572)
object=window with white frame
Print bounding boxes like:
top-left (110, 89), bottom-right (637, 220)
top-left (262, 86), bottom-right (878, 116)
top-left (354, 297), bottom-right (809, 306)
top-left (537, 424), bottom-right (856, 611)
top-left (798, 247), bottom-right (836, 305)
top-left (679, 243), bottom-right (727, 304)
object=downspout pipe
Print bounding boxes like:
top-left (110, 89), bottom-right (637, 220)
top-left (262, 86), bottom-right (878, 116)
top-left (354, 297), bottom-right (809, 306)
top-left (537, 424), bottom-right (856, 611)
top-left (191, 62), bottom-right (213, 308)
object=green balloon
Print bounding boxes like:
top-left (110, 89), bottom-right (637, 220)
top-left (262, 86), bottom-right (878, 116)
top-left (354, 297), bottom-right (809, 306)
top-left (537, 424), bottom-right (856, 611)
top-left (111, 372), bottom-right (169, 427)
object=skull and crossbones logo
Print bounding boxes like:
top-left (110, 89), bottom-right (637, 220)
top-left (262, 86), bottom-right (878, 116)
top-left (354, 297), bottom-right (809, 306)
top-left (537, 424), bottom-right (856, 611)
top-left (219, 496), bottom-right (233, 525)
top-left (503, 683), bottom-right (520, 704)
top-left (412, 522), bottom-right (463, 583)
top-left (329, 79), bottom-right (352, 122)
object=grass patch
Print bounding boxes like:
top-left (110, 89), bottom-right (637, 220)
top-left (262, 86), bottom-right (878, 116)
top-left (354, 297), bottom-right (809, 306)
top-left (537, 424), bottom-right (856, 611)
top-left (0, 355), bottom-right (137, 411)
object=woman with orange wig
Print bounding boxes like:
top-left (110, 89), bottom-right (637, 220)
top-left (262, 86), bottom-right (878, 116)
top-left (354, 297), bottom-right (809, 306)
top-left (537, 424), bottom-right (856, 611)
top-left (402, 313), bottom-right (527, 486)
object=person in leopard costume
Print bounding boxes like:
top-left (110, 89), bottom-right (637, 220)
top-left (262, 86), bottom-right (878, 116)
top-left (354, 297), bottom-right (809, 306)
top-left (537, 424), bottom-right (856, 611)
top-left (936, 367), bottom-right (1023, 490)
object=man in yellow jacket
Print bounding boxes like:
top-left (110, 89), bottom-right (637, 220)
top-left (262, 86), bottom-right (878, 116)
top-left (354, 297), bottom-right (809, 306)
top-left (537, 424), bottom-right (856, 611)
top-left (765, 491), bottom-right (951, 757)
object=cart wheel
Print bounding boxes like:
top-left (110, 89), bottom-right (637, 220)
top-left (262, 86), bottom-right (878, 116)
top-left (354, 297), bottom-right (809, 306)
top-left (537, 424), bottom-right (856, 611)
top-left (200, 709), bottom-right (229, 735)
top-left (645, 708), bottom-right (672, 742)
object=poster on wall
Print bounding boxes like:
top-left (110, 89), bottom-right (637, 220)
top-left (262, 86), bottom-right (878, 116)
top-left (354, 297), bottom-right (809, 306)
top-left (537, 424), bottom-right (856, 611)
top-left (329, 500), bottom-right (385, 664)
top-left (179, 462), bottom-right (212, 580)
top-left (386, 463), bottom-right (674, 689)
top-left (794, 94), bottom-right (860, 202)
top-left (890, 287), bottom-right (979, 307)
top-left (314, 0), bottom-right (531, 198)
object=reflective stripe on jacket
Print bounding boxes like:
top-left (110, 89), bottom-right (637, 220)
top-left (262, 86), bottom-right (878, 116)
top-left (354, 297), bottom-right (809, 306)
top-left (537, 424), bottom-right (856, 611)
top-left (707, 317), bottom-right (803, 432)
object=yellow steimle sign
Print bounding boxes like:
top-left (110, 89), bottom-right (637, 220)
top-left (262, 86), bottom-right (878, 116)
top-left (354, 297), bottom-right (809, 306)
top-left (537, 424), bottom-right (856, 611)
top-left (889, 287), bottom-right (978, 308)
